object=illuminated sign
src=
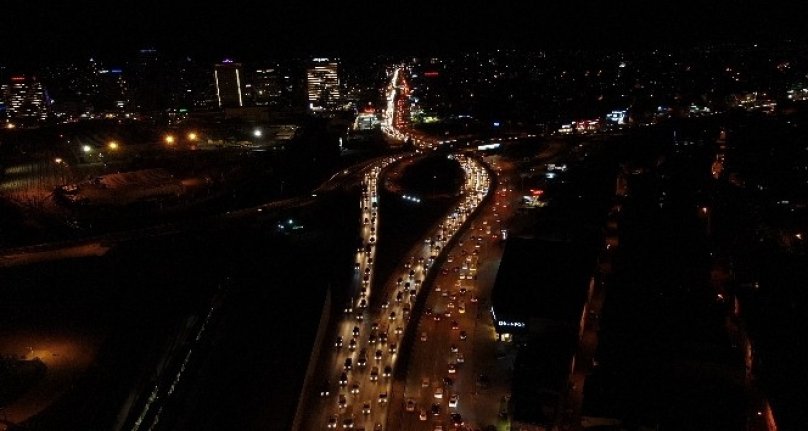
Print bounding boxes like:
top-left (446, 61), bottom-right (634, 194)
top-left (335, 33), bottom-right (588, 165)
top-left (498, 321), bottom-right (526, 328)
top-left (530, 189), bottom-right (544, 196)
top-left (424, 71), bottom-right (439, 77)
top-left (477, 143), bottom-right (501, 151)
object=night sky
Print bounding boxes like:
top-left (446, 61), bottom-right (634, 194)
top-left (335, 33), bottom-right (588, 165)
top-left (1, 1), bottom-right (806, 67)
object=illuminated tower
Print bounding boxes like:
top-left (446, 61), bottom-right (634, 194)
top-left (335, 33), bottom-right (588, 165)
top-left (6, 76), bottom-right (49, 124)
top-left (214, 60), bottom-right (244, 108)
top-left (306, 58), bottom-right (341, 111)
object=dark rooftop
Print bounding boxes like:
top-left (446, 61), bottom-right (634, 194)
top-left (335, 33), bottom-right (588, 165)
top-left (491, 237), bottom-right (594, 327)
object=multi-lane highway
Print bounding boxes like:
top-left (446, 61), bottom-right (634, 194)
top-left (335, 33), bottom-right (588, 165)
top-left (384, 155), bottom-right (518, 431)
top-left (302, 154), bottom-right (490, 431)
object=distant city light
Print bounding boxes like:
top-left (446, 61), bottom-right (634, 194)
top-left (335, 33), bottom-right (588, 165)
top-left (107, 141), bottom-right (119, 150)
top-left (54, 158), bottom-right (63, 164)
top-left (253, 129), bottom-right (263, 138)
top-left (82, 145), bottom-right (92, 153)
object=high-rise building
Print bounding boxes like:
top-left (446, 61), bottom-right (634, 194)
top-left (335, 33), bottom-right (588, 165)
top-left (250, 67), bottom-right (283, 106)
top-left (5, 76), bottom-right (49, 125)
top-left (307, 58), bottom-right (341, 111)
top-left (214, 60), bottom-right (244, 109)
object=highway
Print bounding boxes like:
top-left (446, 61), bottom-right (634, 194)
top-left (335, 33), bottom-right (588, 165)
top-left (385, 155), bottom-right (518, 431)
top-left (301, 154), bottom-right (491, 431)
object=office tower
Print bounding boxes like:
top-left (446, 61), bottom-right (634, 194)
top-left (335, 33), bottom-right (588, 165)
top-left (214, 60), bottom-right (244, 108)
top-left (251, 67), bottom-right (283, 106)
top-left (307, 58), bottom-right (341, 111)
top-left (5, 75), bottom-right (49, 124)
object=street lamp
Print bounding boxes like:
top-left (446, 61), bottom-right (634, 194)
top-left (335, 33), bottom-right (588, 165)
top-left (82, 145), bottom-right (92, 153)
top-left (253, 128), bottom-right (263, 138)
top-left (107, 141), bottom-right (119, 151)
top-left (187, 132), bottom-right (198, 141)
top-left (164, 135), bottom-right (175, 145)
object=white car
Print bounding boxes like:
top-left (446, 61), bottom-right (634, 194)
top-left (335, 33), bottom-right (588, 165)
top-left (449, 393), bottom-right (459, 408)
top-left (434, 386), bottom-right (443, 399)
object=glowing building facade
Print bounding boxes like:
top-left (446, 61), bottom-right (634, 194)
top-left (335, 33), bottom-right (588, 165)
top-left (5, 76), bottom-right (49, 124)
top-left (306, 58), bottom-right (341, 111)
top-left (214, 60), bottom-right (244, 108)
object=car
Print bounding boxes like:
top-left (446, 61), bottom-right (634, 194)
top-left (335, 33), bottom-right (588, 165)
top-left (353, 326), bottom-right (360, 338)
top-left (431, 403), bottom-right (441, 416)
top-left (451, 320), bottom-right (460, 330)
top-left (335, 336), bottom-right (343, 348)
top-left (357, 355), bottom-right (367, 368)
top-left (448, 363), bottom-right (457, 374)
top-left (389, 311), bottom-right (396, 321)
top-left (395, 292), bottom-right (403, 303)
top-left (450, 413), bottom-right (463, 426)
top-left (470, 295), bottom-right (479, 303)
top-left (381, 300), bottom-right (389, 309)
top-left (456, 352), bottom-right (465, 364)
top-left (419, 408), bottom-right (428, 421)
top-left (368, 332), bottom-right (377, 344)
top-left (447, 301), bottom-right (455, 309)
top-left (320, 380), bottom-right (331, 397)
top-left (351, 383), bottom-right (360, 394)
top-left (371, 321), bottom-right (379, 331)
top-left (338, 394), bottom-right (347, 409)
top-left (395, 326), bottom-right (403, 335)
top-left (422, 377), bottom-right (430, 387)
top-left (344, 357), bottom-right (353, 371)
top-left (449, 393), bottom-right (459, 408)
top-left (354, 262), bottom-right (361, 270)
top-left (375, 349), bottom-right (383, 361)
top-left (433, 313), bottom-right (442, 322)
top-left (383, 365), bottom-right (392, 377)
top-left (434, 386), bottom-right (443, 399)
top-left (450, 344), bottom-right (459, 353)
top-left (421, 332), bottom-right (428, 341)
top-left (379, 332), bottom-right (388, 344)
top-left (374, 424), bottom-right (383, 431)
top-left (339, 372), bottom-right (348, 386)
top-left (433, 426), bottom-right (443, 431)
top-left (362, 402), bottom-right (371, 415)
top-left (343, 417), bottom-right (355, 429)
top-left (328, 415), bottom-right (338, 428)
top-left (425, 307), bottom-right (433, 316)
top-left (388, 343), bottom-right (397, 354)
top-left (406, 398), bottom-right (416, 412)
top-left (370, 366), bottom-right (379, 381)
top-left (443, 376), bottom-right (454, 388)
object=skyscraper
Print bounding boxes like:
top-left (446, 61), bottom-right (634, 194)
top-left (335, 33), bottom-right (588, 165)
top-left (5, 76), bottom-right (49, 125)
top-left (214, 60), bottom-right (244, 109)
top-left (307, 58), bottom-right (341, 112)
top-left (250, 67), bottom-right (282, 106)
